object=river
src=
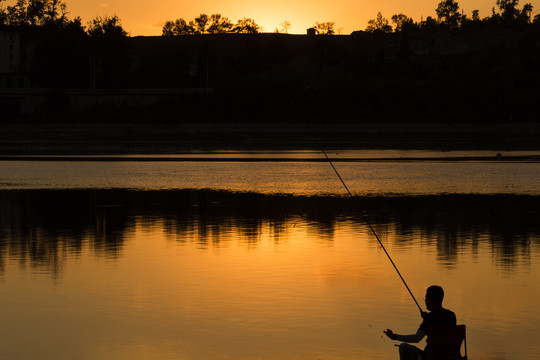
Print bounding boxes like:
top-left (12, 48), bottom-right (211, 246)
top-left (0, 151), bottom-right (539, 359)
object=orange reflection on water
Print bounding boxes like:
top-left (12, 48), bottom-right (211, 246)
top-left (1, 196), bottom-right (540, 360)
top-left (82, 217), bottom-right (390, 360)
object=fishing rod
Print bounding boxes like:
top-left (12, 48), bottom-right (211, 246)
top-left (316, 141), bottom-right (423, 314)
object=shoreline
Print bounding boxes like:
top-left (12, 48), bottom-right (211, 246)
top-left (1, 123), bottom-right (539, 155)
top-left (1, 154), bottom-right (540, 162)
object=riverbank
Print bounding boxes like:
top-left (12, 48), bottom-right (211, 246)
top-left (1, 122), bottom-right (539, 155)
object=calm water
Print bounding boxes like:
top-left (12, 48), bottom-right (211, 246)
top-left (1, 150), bottom-right (540, 195)
top-left (1, 153), bottom-right (539, 360)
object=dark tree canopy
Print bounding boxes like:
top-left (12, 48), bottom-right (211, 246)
top-left (162, 18), bottom-right (192, 35)
top-left (0, 0), bottom-right (68, 26)
top-left (206, 14), bottom-right (233, 33)
top-left (87, 15), bottom-right (128, 39)
top-left (162, 13), bottom-right (261, 35)
top-left (391, 13), bottom-right (416, 31)
top-left (191, 14), bottom-right (210, 33)
top-left (497, 0), bottom-right (520, 21)
top-left (314, 21), bottom-right (335, 35)
top-left (486, 0), bottom-right (534, 25)
top-left (235, 18), bottom-right (261, 33)
top-left (436, 0), bottom-right (461, 27)
top-left (366, 12), bottom-right (392, 33)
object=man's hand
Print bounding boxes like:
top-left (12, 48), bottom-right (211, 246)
top-left (421, 311), bottom-right (429, 319)
top-left (383, 329), bottom-right (396, 340)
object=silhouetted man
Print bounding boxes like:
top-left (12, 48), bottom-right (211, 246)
top-left (383, 285), bottom-right (457, 360)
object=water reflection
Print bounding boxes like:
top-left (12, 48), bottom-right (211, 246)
top-left (1, 189), bottom-right (538, 277)
top-left (1, 189), bottom-right (540, 360)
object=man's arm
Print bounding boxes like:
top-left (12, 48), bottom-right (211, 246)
top-left (383, 329), bottom-right (426, 343)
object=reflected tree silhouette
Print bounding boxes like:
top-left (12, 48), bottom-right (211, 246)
top-left (1, 190), bottom-right (538, 277)
top-left (361, 195), bottom-right (538, 269)
top-left (0, 190), bottom-right (129, 276)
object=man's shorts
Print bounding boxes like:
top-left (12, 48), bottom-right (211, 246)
top-left (398, 343), bottom-right (424, 360)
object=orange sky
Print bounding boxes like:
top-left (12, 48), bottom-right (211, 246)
top-left (4, 0), bottom-right (540, 35)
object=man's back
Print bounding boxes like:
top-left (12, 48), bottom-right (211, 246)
top-left (421, 308), bottom-right (456, 330)
top-left (424, 324), bottom-right (467, 360)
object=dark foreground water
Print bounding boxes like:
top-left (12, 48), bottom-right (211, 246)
top-left (1, 189), bottom-right (539, 360)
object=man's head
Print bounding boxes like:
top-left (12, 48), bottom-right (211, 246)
top-left (425, 285), bottom-right (444, 311)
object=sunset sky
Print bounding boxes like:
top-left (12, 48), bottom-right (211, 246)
top-left (5, 0), bottom-right (540, 35)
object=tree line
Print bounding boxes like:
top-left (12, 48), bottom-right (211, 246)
top-left (0, 0), bottom-right (127, 38)
top-left (162, 0), bottom-right (538, 36)
top-left (162, 14), bottom-right (261, 35)
top-left (1, 0), bottom-right (539, 37)
top-left (1, 0), bottom-right (539, 125)
top-left (364, 0), bottom-right (537, 33)
top-left (162, 15), bottom-right (341, 35)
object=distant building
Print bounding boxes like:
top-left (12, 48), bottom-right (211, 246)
top-left (0, 30), bottom-right (30, 88)
top-left (0, 31), bottom-right (20, 87)
top-left (306, 28), bottom-right (316, 36)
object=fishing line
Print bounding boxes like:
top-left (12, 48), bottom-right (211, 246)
top-left (314, 135), bottom-right (423, 313)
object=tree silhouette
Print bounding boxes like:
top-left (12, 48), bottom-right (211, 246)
top-left (207, 14), bottom-right (233, 33)
top-left (86, 15), bottom-right (129, 89)
top-left (87, 15), bottom-right (128, 39)
top-left (366, 12), bottom-right (392, 33)
top-left (2, 0), bottom-right (29, 25)
top-left (520, 3), bottom-right (533, 21)
top-left (497, 0), bottom-right (519, 21)
top-left (279, 20), bottom-right (291, 33)
top-left (436, 0), bottom-right (462, 27)
top-left (461, 9), bottom-right (482, 28)
top-left (420, 15), bottom-right (439, 30)
top-left (491, 0), bottom-right (534, 24)
top-left (314, 21), bottom-right (335, 35)
top-left (235, 18), bottom-right (261, 33)
top-left (162, 18), bottom-right (194, 35)
top-left (58, 16), bottom-right (86, 35)
top-left (163, 14), bottom-right (261, 35)
top-left (0, 0), bottom-right (6, 25)
top-left (191, 14), bottom-right (209, 34)
top-left (391, 13), bottom-right (416, 31)
top-left (1, 0), bottom-right (68, 26)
